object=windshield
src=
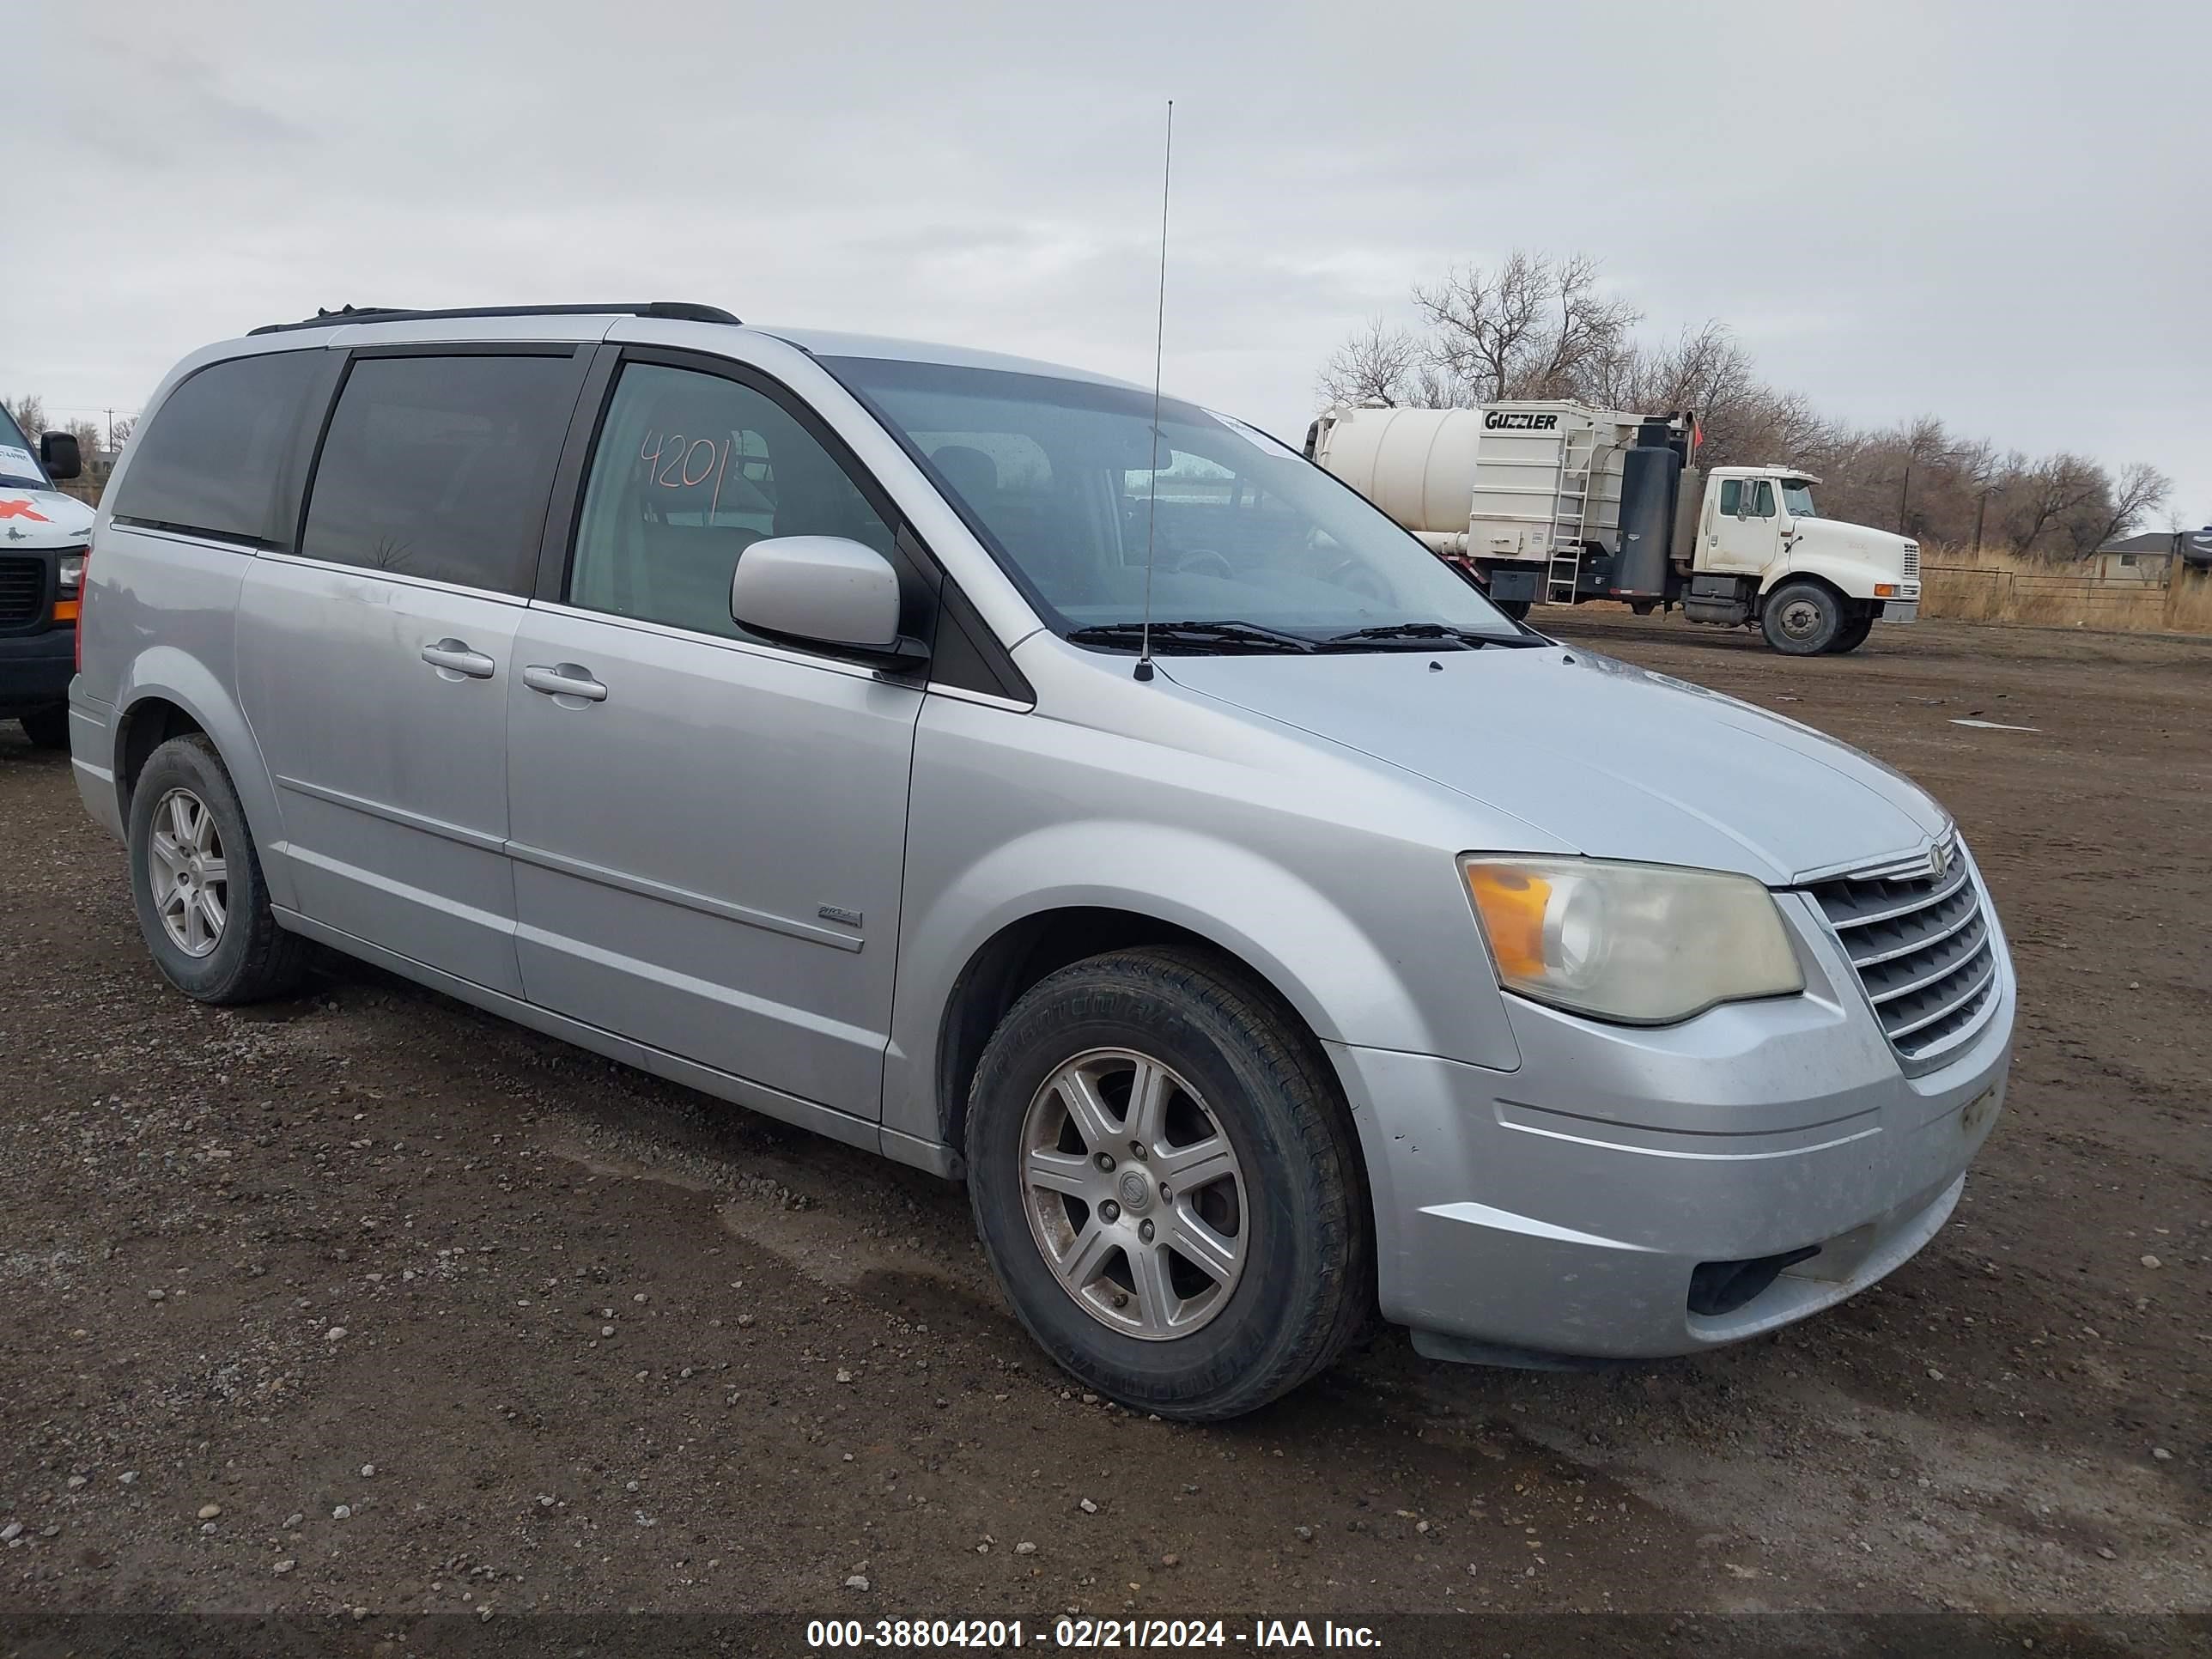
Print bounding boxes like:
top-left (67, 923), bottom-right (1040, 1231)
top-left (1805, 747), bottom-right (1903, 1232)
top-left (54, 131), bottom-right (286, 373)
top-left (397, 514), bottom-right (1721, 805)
top-left (1780, 478), bottom-right (1820, 519)
top-left (823, 356), bottom-right (1519, 647)
top-left (0, 403), bottom-right (47, 490)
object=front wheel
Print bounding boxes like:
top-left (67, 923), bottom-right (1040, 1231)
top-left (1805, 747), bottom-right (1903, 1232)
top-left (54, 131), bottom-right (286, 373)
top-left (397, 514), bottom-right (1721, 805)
top-left (1826, 614), bottom-right (1874, 654)
top-left (1492, 598), bottom-right (1532, 621)
top-left (18, 705), bottom-right (70, 749)
top-left (965, 946), bottom-right (1371, 1420)
top-left (1760, 579), bottom-right (1844, 655)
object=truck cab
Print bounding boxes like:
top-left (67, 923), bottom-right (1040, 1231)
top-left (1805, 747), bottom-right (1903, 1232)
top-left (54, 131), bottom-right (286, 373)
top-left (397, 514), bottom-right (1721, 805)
top-left (1687, 465), bottom-right (1920, 653)
top-left (0, 408), bottom-right (94, 746)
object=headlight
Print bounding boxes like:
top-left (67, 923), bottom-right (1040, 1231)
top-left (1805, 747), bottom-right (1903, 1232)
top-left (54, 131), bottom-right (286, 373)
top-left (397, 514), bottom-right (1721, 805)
top-left (58, 551), bottom-right (86, 593)
top-left (1461, 856), bottom-right (1803, 1024)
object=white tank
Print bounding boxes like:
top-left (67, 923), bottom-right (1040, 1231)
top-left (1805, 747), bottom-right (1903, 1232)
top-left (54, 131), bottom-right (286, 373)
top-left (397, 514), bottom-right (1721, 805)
top-left (1310, 406), bottom-right (1486, 541)
top-left (1313, 401), bottom-right (1650, 562)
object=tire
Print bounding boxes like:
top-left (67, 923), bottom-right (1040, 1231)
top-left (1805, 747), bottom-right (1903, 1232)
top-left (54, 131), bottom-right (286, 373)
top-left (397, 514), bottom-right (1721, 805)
top-left (1826, 614), bottom-right (1874, 654)
top-left (127, 734), bottom-right (312, 1004)
top-left (1760, 578), bottom-right (1844, 655)
top-left (1492, 599), bottom-right (1532, 621)
top-left (965, 945), bottom-right (1372, 1421)
top-left (18, 705), bottom-right (70, 749)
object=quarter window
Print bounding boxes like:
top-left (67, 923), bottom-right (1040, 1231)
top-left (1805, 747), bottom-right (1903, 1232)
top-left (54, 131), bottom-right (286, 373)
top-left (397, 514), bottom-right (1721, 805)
top-left (568, 363), bottom-right (895, 641)
top-left (300, 354), bottom-right (578, 594)
top-left (109, 349), bottom-right (324, 545)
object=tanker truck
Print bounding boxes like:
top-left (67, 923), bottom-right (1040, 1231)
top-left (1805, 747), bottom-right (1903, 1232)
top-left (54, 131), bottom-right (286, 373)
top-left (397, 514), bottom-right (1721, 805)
top-left (1305, 401), bottom-right (1921, 655)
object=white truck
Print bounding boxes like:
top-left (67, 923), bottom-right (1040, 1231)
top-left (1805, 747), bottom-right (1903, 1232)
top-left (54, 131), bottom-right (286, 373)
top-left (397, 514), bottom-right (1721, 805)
top-left (1306, 400), bottom-right (1921, 654)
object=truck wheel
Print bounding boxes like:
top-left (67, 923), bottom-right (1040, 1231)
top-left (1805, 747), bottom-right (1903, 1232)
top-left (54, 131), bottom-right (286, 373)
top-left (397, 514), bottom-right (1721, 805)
top-left (18, 706), bottom-right (70, 749)
top-left (1826, 615), bottom-right (1874, 654)
top-left (1760, 580), bottom-right (1844, 655)
top-left (1492, 599), bottom-right (1532, 621)
top-left (965, 945), bottom-right (1372, 1421)
top-left (127, 735), bottom-right (313, 1005)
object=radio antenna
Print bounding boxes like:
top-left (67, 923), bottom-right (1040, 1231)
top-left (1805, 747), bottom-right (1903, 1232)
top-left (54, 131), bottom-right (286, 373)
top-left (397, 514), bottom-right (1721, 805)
top-left (1134, 98), bottom-right (1174, 684)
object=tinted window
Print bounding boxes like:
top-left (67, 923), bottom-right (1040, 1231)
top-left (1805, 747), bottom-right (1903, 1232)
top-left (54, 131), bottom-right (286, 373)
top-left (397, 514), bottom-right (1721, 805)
top-left (110, 350), bottom-right (323, 544)
top-left (568, 362), bottom-right (894, 640)
top-left (301, 354), bottom-right (576, 593)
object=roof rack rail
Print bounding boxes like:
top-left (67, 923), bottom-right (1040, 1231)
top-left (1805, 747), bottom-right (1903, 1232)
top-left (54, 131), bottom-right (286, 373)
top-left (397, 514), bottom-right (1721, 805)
top-left (247, 301), bottom-right (742, 336)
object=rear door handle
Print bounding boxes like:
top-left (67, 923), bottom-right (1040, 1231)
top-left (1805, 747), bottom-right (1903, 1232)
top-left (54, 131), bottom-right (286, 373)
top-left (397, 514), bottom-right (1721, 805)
top-left (422, 638), bottom-right (495, 679)
top-left (521, 662), bottom-right (608, 702)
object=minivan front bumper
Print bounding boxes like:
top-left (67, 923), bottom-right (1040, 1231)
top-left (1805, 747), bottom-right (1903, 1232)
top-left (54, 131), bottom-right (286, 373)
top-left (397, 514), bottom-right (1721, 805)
top-left (1334, 888), bottom-right (2014, 1362)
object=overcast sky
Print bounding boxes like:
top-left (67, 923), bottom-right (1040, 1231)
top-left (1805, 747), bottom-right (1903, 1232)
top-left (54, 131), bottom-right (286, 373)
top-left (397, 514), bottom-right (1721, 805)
top-left (12, 1), bottom-right (2209, 526)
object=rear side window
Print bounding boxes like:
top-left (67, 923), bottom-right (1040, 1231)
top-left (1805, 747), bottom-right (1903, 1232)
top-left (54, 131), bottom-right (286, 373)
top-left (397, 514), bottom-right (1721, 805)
top-left (301, 354), bottom-right (578, 594)
top-left (110, 350), bottom-right (324, 544)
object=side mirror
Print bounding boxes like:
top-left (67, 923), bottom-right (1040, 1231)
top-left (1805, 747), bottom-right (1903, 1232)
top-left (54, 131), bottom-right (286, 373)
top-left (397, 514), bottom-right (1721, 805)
top-left (730, 536), bottom-right (926, 664)
top-left (40, 431), bottom-right (82, 481)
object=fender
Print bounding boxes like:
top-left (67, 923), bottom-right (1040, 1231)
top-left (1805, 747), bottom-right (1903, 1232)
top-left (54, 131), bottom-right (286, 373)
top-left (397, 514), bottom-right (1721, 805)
top-left (113, 647), bottom-right (297, 910)
top-left (881, 817), bottom-right (1520, 1152)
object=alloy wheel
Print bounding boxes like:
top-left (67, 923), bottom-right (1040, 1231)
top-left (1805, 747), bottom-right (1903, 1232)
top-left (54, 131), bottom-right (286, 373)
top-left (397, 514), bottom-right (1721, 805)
top-left (148, 787), bottom-right (228, 958)
top-left (1018, 1048), bottom-right (1249, 1340)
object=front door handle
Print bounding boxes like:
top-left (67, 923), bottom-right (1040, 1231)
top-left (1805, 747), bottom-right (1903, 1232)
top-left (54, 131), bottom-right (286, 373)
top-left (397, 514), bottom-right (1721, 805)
top-left (422, 638), bottom-right (495, 679)
top-left (521, 662), bottom-right (608, 702)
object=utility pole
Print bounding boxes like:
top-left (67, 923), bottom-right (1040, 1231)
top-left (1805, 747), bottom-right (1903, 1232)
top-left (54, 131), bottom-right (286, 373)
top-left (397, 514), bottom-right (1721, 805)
top-left (1972, 489), bottom-right (1990, 552)
top-left (1897, 460), bottom-right (1912, 536)
top-left (105, 409), bottom-right (114, 453)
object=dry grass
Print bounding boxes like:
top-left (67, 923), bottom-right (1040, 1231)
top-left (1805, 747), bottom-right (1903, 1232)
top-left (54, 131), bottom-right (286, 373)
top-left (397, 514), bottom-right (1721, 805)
top-left (1918, 544), bottom-right (2212, 635)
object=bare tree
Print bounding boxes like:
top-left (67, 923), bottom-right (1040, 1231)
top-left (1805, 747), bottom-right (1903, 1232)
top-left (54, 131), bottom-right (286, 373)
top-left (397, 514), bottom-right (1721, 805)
top-left (1316, 318), bottom-right (1428, 408)
top-left (2087, 461), bottom-right (2172, 551)
top-left (2, 394), bottom-right (47, 437)
top-left (109, 415), bottom-right (135, 450)
top-left (2008, 453), bottom-right (2106, 556)
top-left (1410, 251), bottom-right (1643, 404)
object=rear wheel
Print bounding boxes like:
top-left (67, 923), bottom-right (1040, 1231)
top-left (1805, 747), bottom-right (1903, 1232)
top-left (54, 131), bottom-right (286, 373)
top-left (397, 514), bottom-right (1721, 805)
top-left (1760, 579), bottom-right (1844, 655)
top-left (127, 735), bottom-right (312, 1004)
top-left (966, 946), bottom-right (1371, 1420)
top-left (1492, 598), bottom-right (1532, 621)
top-left (18, 705), bottom-right (69, 749)
top-left (1826, 613), bottom-right (1874, 654)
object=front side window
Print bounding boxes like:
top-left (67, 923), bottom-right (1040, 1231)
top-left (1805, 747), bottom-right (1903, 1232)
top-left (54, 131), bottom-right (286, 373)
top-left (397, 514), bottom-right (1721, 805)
top-left (568, 362), bottom-right (895, 641)
top-left (1779, 478), bottom-right (1820, 519)
top-left (300, 353), bottom-right (576, 593)
top-left (109, 349), bottom-right (325, 544)
top-left (823, 356), bottom-right (1519, 647)
top-left (1745, 480), bottom-right (1776, 518)
top-left (1718, 478), bottom-right (1743, 515)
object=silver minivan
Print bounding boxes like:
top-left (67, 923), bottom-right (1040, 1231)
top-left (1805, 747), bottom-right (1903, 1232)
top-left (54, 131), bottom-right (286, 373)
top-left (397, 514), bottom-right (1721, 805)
top-left (70, 303), bottom-right (2013, 1419)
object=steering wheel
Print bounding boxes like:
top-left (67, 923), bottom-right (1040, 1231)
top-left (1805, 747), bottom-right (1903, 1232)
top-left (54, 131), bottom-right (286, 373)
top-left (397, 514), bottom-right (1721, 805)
top-left (1325, 558), bottom-right (1391, 601)
top-left (1172, 548), bottom-right (1234, 579)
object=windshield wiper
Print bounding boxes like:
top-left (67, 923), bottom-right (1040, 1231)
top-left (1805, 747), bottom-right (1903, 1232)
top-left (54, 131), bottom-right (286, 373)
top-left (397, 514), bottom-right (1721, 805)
top-left (1319, 622), bottom-right (1544, 650)
top-left (1065, 620), bottom-right (1318, 654)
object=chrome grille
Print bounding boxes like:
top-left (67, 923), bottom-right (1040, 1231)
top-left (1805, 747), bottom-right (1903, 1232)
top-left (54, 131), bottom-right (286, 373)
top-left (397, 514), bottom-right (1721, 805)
top-left (0, 556), bottom-right (46, 626)
top-left (1807, 835), bottom-right (1998, 1071)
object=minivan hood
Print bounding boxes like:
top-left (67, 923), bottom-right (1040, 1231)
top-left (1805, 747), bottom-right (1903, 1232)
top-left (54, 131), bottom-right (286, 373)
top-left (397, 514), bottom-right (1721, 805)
top-left (1158, 644), bottom-right (1948, 884)
top-left (0, 486), bottom-right (95, 550)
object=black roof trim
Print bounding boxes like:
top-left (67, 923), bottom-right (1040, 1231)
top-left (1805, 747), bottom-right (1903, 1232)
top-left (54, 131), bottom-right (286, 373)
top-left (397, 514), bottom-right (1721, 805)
top-left (248, 301), bottom-right (741, 337)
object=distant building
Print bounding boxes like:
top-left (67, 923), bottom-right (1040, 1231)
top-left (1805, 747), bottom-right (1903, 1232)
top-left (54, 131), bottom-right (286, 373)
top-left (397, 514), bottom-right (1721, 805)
top-left (2089, 530), bottom-right (2179, 583)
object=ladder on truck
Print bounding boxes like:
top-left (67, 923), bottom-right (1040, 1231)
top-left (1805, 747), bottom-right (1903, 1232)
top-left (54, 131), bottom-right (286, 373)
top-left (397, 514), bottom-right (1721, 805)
top-left (1541, 428), bottom-right (1601, 605)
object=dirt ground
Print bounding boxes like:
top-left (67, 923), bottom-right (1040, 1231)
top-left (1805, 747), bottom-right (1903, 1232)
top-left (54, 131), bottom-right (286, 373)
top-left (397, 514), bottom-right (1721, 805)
top-left (1, 615), bottom-right (2205, 1649)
